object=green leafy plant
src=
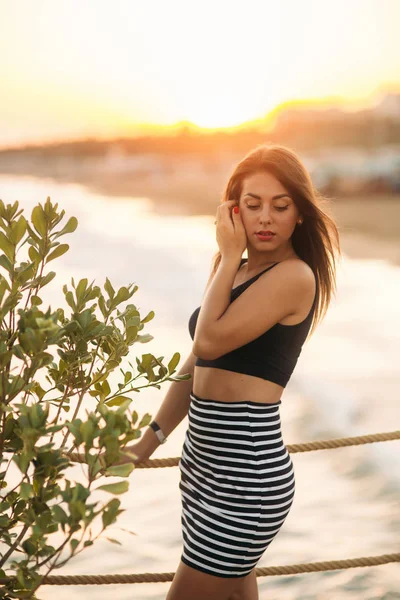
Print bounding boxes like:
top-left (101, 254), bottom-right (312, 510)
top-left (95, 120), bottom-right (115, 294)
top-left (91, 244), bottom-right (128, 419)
top-left (0, 197), bottom-right (190, 599)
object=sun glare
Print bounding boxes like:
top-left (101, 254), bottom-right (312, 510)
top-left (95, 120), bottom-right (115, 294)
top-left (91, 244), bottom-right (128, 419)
top-left (1, 0), bottom-right (399, 144)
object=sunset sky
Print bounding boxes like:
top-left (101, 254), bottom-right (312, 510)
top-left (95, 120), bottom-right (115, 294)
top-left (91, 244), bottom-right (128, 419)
top-left (0, 0), bottom-right (399, 148)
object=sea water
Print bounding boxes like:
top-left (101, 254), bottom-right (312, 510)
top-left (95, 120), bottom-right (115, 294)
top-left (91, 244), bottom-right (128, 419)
top-left (0, 175), bottom-right (399, 599)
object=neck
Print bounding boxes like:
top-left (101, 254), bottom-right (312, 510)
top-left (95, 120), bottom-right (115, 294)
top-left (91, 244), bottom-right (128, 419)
top-left (245, 245), bottom-right (297, 271)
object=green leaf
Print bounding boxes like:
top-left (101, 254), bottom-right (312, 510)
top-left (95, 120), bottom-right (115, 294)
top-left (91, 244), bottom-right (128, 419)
top-left (0, 253), bottom-right (12, 273)
top-left (138, 413), bottom-right (152, 428)
top-left (95, 481), bottom-right (129, 495)
top-left (168, 352), bottom-right (180, 373)
top-left (115, 286), bottom-right (130, 304)
top-left (0, 278), bottom-right (10, 305)
top-left (173, 373), bottom-right (192, 381)
top-left (28, 245), bottom-right (41, 263)
top-left (65, 290), bottom-right (76, 310)
top-left (0, 515), bottom-right (11, 528)
top-left (105, 537), bottom-right (122, 545)
top-left (104, 278), bottom-right (115, 299)
top-left (9, 215), bottom-right (27, 244)
top-left (20, 482), bottom-right (34, 500)
top-left (98, 295), bottom-right (107, 317)
top-left (141, 310), bottom-right (155, 323)
top-left (76, 278), bottom-right (88, 301)
top-left (104, 463), bottom-right (134, 477)
top-left (136, 333), bottom-right (153, 343)
top-left (22, 539), bottom-right (37, 555)
top-left (12, 344), bottom-right (25, 360)
top-left (40, 271), bottom-right (56, 287)
top-left (46, 244), bottom-right (69, 263)
top-left (80, 420), bottom-right (95, 447)
top-left (26, 222), bottom-right (41, 243)
top-left (46, 423), bottom-right (64, 433)
top-left (54, 216), bottom-right (78, 238)
top-left (31, 205), bottom-right (47, 237)
top-left (117, 526), bottom-right (137, 536)
top-left (101, 498), bottom-right (122, 528)
top-left (102, 380), bottom-right (111, 396)
top-left (52, 504), bottom-right (69, 525)
top-left (126, 325), bottom-right (138, 344)
top-left (105, 395), bottom-right (132, 408)
top-left (0, 231), bottom-right (14, 261)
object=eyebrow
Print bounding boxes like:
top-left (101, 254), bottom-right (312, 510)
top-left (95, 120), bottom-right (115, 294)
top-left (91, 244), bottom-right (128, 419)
top-left (244, 192), bottom-right (291, 200)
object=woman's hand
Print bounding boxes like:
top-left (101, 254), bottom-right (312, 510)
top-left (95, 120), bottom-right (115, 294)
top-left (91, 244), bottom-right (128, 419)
top-left (215, 200), bottom-right (247, 259)
top-left (100, 440), bottom-right (151, 472)
top-left (67, 447), bottom-right (145, 476)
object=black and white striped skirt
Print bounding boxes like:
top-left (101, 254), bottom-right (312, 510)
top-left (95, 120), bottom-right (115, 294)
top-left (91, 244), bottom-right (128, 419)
top-left (178, 390), bottom-right (296, 578)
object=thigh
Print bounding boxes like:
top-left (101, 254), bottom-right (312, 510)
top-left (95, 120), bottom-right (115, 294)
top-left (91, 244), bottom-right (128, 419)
top-left (165, 560), bottom-right (248, 600)
top-left (228, 569), bottom-right (258, 600)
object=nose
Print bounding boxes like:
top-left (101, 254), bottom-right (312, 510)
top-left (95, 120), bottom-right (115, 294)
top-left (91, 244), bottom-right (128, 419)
top-left (259, 205), bottom-right (272, 224)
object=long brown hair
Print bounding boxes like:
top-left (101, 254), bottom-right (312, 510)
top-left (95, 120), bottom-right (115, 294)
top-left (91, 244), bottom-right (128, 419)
top-left (209, 143), bottom-right (341, 337)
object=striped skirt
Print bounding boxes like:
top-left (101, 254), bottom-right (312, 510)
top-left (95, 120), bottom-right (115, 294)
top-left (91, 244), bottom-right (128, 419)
top-left (178, 391), bottom-right (296, 578)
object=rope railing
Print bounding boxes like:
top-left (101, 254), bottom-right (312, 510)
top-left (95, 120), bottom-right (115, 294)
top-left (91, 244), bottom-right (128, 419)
top-left (1, 429), bottom-right (397, 587)
top-left (1, 552), bottom-right (397, 585)
top-left (130, 429), bottom-right (400, 469)
top-left (68, 429), bottom-right (400, 468)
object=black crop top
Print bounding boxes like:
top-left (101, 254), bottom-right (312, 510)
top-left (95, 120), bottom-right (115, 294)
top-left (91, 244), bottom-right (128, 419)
top-left (188, 258), bottom-right (317, 388)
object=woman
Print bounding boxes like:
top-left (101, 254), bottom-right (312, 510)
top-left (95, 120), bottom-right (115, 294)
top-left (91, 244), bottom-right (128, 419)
top-left (124, 144), bottom-right (341, 600)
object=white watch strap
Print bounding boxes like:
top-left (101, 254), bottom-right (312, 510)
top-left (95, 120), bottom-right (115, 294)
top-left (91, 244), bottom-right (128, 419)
top-left (150, 421), bottom-right (167, 444)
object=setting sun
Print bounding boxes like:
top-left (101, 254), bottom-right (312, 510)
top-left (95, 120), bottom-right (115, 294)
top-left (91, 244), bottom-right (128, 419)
top-left (0, 0), bottom-right (399, 145)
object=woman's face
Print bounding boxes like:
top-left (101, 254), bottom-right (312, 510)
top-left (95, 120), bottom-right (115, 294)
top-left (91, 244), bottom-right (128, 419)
top-left (238, 171), bottom-right (301, 250)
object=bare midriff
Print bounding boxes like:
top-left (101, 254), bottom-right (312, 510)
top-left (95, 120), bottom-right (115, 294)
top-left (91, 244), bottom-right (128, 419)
top-left (192, 367), bottom-right (284, 404)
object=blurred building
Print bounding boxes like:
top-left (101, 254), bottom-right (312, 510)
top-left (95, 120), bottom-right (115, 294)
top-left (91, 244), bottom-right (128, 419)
top-left (303, 144), bottom-right (400, 195)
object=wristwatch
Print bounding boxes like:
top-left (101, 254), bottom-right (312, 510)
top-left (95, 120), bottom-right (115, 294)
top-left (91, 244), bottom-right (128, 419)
top-left (149, 420), bottom-right (168, 444)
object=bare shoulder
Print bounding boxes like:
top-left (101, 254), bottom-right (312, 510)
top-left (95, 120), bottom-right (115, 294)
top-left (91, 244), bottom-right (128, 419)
top-left (266, 258), bottom-right (316, 301)
top-left (272, 257), bottom-right (314, 281)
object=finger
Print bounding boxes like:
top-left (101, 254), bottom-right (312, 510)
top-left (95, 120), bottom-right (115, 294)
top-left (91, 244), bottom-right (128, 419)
top-left (218, 201), bottom-right (235, 211)
top-left (220, 203), bottom-right (237, 217)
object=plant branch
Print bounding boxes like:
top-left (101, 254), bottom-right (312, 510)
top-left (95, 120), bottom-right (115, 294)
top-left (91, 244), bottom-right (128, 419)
top-left (0, 521), bottom-right (30, 569)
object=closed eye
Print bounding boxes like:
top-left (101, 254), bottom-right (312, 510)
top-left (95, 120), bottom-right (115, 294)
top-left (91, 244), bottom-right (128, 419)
top-left (247, 205), bottom-right (289, 211)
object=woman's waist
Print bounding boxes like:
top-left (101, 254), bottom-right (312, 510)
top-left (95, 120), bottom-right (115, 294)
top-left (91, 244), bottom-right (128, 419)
top-left (193, 366), bottom-right (284, 404)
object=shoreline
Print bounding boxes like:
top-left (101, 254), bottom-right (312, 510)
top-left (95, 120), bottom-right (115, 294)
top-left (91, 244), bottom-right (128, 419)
top-left (1, 169), bottom-right (399, 266)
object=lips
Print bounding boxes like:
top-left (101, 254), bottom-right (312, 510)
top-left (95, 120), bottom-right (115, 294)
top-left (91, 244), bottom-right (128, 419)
top-left (256, 231), bottom-right (275, 235)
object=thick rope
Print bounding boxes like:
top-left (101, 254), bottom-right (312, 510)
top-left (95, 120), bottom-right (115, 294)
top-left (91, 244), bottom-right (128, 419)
top-left (136, 429), bottom-right (400, 468)
top-left (1, 552), bottom-right (398, 585)
top-left (67, 429), bottom-right (400, 468)
top-left (18, 431), bottom-right (394, 586)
